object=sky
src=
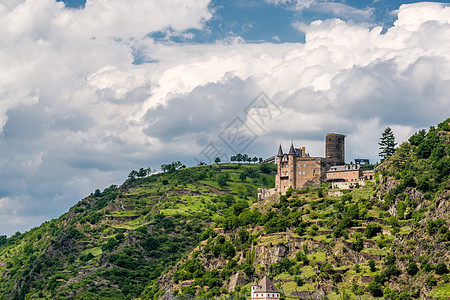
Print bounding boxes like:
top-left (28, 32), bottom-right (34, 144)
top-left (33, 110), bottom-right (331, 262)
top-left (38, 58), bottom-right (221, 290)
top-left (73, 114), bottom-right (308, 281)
top-left (1, 0), bottom-right (450, 236)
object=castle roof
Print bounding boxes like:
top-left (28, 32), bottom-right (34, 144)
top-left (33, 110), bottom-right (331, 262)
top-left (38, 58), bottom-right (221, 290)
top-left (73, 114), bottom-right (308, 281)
top-left (255, 275), bottom-right (280, 293)
top-left (288, 141), bottom-right (295, 155)
top-left (277, 144), bottom-right (283, 156)
top-left (328, 164), bottom-right (361, 172)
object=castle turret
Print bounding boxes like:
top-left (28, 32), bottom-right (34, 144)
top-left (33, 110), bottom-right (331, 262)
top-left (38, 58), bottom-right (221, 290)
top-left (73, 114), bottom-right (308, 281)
top-left (288, 141), bottom-right (296, 188)
top-left (277, 144), bottom-right (283, 157)
top-left (288, 141), bottom-right (295, 155)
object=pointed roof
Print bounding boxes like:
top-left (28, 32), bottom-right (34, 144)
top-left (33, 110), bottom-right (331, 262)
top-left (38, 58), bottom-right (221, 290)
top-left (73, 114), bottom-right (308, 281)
top-left (252, 279), bottom-right (258, 286)
top-left (277, 144), bottom-right (283, 156)
top-left (288, 141), bottom-right (295, 155)
top-left (256, 275), bottom-right (280, 293)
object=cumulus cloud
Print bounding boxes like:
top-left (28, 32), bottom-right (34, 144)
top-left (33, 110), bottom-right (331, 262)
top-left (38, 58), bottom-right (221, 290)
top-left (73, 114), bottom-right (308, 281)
top-left (1, 1), bottom-right (450, 235)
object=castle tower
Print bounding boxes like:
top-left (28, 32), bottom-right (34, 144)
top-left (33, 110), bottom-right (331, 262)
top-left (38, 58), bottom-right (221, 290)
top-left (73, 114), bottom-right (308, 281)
top-left (288, 141), bottom-right (296, 188)
top-left (251, 275), bottom-right (280, 300)
top-left (325, 133), bottom-right (345, 165)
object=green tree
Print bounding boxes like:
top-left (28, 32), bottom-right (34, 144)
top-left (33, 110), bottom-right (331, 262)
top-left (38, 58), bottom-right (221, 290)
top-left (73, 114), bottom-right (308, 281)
top-left (214, 157), bottom-right (221, 164)
top-left (239, 172), bottom-right (247, 181)
top-left (406, 261), bottom-right (419, 276)
top-left (379, 127), bottom-right (397, 159)
top-left (368, 260), bottom-right (376, 272)
top-left (217, 174), bottom-right (228, 187)
top-left (0, 235), bottom-right (7, 247)
top-left (128, 170), bottom-right (138, 179)
top-left (435, 262), bottom-right (449, 275)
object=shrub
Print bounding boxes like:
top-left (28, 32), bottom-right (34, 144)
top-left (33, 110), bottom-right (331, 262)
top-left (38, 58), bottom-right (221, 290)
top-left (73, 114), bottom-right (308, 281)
top-left (368, 281), bottom-right (383, 297)
top-left (427, 276), bottom-right (437, 287)
top-left (365, 223), bottom-right (382, 238)
top-left (406, 261), bottom-right (419, 276)
top-left (435, 262), bottom-right (449, 275)
top-left (384, 254), bottom-right (396, 266)
top-left (295, 276), bottom-right (304, 286)
top-left (368, 260), bottom-right (376, 272)
top-left (80, 252), bottom-right (94, 262)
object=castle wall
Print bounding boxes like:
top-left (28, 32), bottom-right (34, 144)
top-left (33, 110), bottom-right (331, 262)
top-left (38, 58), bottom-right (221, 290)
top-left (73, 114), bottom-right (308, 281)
top-left (276, 157), bottom-right (328, 194)
top-left (326, 168), bottom-right (362, 182)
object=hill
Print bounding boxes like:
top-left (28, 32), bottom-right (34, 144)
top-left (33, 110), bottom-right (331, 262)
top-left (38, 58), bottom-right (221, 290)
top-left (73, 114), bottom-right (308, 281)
top-left (0, 118), bottom-right (449, 300)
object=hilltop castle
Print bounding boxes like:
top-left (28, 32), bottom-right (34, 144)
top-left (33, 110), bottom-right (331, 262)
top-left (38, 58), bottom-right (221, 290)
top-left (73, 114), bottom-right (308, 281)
top-left (257, 133), bottom-right (374, 200)
top-left (275, 133), bottom-right (345, 194)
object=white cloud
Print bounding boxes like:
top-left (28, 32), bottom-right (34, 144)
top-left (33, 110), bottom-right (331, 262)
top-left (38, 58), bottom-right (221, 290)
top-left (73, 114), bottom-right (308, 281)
top-left (1, 1), bottom-right (450, 235)
top-left (266, 0), bottom-right (373, 21)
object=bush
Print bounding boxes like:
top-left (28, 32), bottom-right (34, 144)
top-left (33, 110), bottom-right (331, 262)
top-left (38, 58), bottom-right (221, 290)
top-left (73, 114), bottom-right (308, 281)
top-left (368, 260), bottom-right (376, 272)
top-left (364, 223), bottom-right (382, 239)
top-left (368, 281), bottom-right (383, 297)
top-left (102, 238), bottom-right (119, 252)
top-left (435, 262), bottom-right (449, 275)
top-left (406, 261), bottom-right (419, 276)
top-left (295, 276), bottom-right (304, 286)
top-left (80, 252), bottom-right (94, 262)
top-left (427, 276), bottom-right (437, 287)
top-left (384, 254), bottom-right (396, 266)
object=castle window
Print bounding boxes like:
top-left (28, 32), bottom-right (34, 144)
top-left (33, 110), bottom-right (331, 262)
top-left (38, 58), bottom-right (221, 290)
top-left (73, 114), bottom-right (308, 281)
top-left (313, 169), bottom-right (316, 174)
top-left (303, 163), bottom-right (306, 167)
top-left (302, 171), bottom-right (305, 175)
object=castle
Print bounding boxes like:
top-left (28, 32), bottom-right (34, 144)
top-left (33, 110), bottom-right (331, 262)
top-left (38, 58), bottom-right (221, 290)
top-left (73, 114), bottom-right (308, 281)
top-left (275, 133), bottom-right (345, 194)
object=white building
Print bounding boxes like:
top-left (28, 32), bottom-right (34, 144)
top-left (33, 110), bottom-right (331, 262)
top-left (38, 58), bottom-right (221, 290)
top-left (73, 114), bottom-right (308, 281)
top-left (251, 275), bottom-right (280, 300)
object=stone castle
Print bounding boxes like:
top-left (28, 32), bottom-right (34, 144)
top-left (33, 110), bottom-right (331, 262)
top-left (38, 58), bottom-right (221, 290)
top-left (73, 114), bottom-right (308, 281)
top-left (275, 133), bottom-right (345, 194)
top-left (257, 133), bottom-right (374, 200)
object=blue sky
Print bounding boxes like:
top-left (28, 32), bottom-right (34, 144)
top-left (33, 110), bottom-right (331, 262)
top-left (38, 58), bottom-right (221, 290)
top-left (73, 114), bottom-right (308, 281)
top-left (59, 0), bottom-right (450, 43)
top-left (1, 0), bottom-right (450, 236)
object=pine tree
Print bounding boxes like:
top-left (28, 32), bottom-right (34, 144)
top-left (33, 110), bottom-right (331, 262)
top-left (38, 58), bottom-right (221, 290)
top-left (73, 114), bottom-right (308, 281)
top-left (379, 127), bottom-right (397, 159)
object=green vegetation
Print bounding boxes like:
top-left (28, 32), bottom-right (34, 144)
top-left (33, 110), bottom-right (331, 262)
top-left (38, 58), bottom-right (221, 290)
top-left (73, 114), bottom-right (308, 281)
top-left (0, 118), bottom-right (449, 299)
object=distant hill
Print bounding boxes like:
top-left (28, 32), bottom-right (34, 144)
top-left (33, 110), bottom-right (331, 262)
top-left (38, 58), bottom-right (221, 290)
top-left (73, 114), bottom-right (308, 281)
top-left (0, 118), bottom-right (449, 300)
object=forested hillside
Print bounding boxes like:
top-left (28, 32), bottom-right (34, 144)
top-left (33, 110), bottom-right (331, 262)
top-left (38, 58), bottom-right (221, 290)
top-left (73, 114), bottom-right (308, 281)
top-left (0, 119), bottom-right (449, 300)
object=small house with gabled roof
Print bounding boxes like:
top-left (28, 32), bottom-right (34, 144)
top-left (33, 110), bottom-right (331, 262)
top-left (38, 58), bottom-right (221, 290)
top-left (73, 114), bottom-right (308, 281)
top-left (251, 275), bottom-right (280, 300)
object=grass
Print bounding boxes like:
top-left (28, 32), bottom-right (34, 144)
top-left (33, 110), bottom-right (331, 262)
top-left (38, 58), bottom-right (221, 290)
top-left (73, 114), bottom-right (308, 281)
top-left (428, 283), bottom-right (450, 298)
top-left (307, 251), bottom-right (326, 262)
top-left (282, 280), bottom-right (315, 294)
top-left (80, 246), bottom-right (102, 257)
top-left (300, 266), bottom-right (317, 278)
top-left (361, 247), bottom-right (390, 256)
top-left (258, 234), bottom-right (288, 246)
top-left (350, 187), bottom-right (373, 200)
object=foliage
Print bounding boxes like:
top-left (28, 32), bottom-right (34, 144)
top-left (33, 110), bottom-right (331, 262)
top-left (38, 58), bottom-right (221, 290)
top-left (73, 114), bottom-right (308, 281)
top-left (379, 127), bottom-right (397, 159)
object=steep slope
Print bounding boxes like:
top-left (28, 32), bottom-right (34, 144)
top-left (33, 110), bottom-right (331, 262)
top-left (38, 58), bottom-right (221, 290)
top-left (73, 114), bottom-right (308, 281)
top-left (154, 119), bottom-right (450, 300)
top-left (0, 164), bottom-right (275, 299)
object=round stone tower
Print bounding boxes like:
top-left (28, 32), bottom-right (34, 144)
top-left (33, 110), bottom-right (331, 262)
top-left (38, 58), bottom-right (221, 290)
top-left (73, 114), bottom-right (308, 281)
top-left (325, 133), bottom-right (345, 165)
